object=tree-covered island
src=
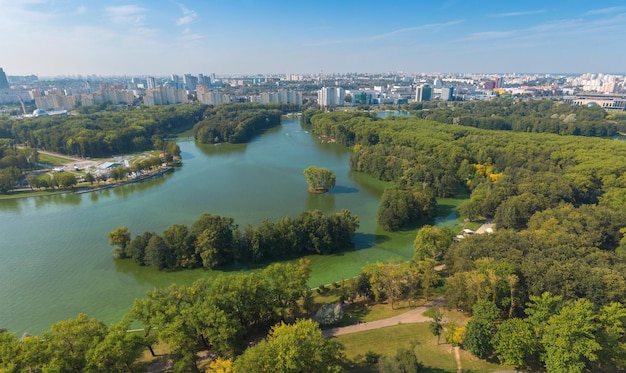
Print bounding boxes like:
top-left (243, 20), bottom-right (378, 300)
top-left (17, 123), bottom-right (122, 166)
top-left (303, 166), bottom-right (336, 193)
top-left (109, 209), bottom-right (359, 270)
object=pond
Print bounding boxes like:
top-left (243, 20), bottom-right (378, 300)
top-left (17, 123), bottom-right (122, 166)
top-left (0, 114), bottom-right (464, 334)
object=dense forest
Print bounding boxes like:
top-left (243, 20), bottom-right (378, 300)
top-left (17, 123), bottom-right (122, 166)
top-left (308, 109), bottom-right (626, 371)
top-left (193, 103), bottom-right (297, 144)
top-left (0, 104), bottom-right (207, 158)
top-left (406, 98), bottom-right (626, 137)
top-left (310, 110), bottom-right (626, 228)
top-left (109, 209), bottom-right (359, 270)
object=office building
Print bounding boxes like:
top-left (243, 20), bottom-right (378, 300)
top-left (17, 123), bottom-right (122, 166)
top-left (440, 86), bottom-right (454, 101)
top-left (415, 85), bottom-right (432, 102)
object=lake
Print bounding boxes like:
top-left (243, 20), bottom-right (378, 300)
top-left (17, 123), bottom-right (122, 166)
top-left (0, 114), bottom-right (462, 334)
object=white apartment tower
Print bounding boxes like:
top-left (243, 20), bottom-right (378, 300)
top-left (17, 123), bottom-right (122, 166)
top-left (318, 87), bottom-right (344, 109)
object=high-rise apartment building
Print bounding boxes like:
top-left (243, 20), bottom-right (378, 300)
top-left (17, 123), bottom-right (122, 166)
top-left (35, 93), bottom-right (76, 111)
top-left (415, 85), bottom-right (432, 102)
top-left (250, 89), bottom-right (302, 105)
top-left (196, 85), bottom-right (230, 106)
top-left (318, 87), bottom-right (344, 108)
top-left (81, 88), bottom-right (134, 106)
top-left (146, 76), bottom-right (157, 90)
top-left (143, 86), bottom-right (188, 106)
top-left (183, 74), bottom-right (198, 91)
top-left (0, 68), bottom-right (9, 89)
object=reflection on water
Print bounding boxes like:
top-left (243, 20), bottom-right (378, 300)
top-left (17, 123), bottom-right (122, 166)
top-left (34, 192), bottom-right (82, 208)
top-left (330, 185), bottom-right (359, 194)
top-left (305, 192), bottom-right (336, 211)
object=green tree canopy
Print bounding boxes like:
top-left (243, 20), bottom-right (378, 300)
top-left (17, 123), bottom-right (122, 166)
top-left (233, 319), bottom-right (345, 373)
top-left (303, 166), bottom-right (336, 193)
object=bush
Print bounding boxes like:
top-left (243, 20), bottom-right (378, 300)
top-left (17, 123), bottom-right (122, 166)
top-left (313, 302), bottom-right (344, 326)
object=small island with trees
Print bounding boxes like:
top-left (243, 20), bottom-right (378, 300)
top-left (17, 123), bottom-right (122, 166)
top-left (303, 166), bottom-right (336, 193)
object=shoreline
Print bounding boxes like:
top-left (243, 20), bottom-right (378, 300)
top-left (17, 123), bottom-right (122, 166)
top-left (0, 167), bottom-right (175, 201)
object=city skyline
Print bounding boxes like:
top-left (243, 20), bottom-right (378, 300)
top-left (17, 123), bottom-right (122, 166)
top-left (1, 0), bottom-right (625, 76)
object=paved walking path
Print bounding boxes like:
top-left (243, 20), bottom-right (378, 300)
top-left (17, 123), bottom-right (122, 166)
top-left (322, 297), bottom-right (445, 337)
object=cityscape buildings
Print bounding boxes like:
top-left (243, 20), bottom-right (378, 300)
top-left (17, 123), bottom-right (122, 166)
top-left (1, 66), bottom-right (625, 115)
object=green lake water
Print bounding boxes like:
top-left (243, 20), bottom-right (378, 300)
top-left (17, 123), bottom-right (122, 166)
top-left (0, 115), bottom-right (463, 335)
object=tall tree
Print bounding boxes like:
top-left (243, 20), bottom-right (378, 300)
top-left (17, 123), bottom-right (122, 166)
top-left (233, 319), bottom-right (345, 373)
top-left (542, 298), bottom-right (600, 373)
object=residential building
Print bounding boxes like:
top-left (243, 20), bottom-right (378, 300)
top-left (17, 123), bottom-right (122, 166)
top-left (318, 87), bottom-right (344, 108)
top-left (143, 86), bottom-right (188, 106)
top-left (146, 76), bottom-right (157, 90)
top-left (197, 84), bottom-right (230, 106)
top-left (35, 93), bottom-right (76, 111)
top-left (81, 88), bottom-right (134, 106)
top-left (250, 89), bottom-right (302, 105)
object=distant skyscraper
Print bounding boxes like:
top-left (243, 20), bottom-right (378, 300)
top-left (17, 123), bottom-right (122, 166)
top-left (183, 74), bottom-right (198, 91)
top-left (0, 68), bottom-right (9, 89)
top-left (147, 76), bottom-right (156, 90)
top-left (494, 76), bottom-right (504, 88)
top-left (440, 86), bottom-right (454, 101)
top-left (415, 85), bottom-right (432, 102)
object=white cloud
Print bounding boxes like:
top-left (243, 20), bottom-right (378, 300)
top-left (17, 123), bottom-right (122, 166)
top-left (106, 5), bottom-right (148, 26)
top-left (175, 3), bottom-right (198, 26)
top-left (585, 6), bottom-right (626, 15)
top-left (306, 20), bottom-right (464, 47)
top-left (371, 20), bottom-right (464, 40)
top-left (177, 14), bottom-right (196, 26)
top-left (489, 10), bottom-right (545, 17)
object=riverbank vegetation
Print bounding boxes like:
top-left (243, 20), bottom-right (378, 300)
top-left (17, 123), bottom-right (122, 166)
top-left (193, 103), bottom-right (292, 144)
top-left (109, 209), bottom-right (359, 270)
top-left (0, 104), bottom-right (206, 158)
top-left (0, 140), bottom-right (39, 192)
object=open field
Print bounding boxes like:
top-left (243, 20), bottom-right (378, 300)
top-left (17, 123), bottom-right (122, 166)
top-left (37, 152), bottom-right (81, 166)
top-left (338, 322), bottom-right (512, 373)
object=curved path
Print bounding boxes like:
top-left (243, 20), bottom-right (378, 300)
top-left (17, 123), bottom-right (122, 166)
top-left (322, 297), bottom-right (445, 337)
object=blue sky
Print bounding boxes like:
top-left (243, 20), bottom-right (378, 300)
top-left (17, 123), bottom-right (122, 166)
top-left (1, 0), bottom-right (625, 76)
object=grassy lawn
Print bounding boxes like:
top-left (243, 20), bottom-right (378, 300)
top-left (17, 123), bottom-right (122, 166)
top-left (338, 322), bottom-right (511, 373)
top-left (38, 153), bottom-right (78, 166)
